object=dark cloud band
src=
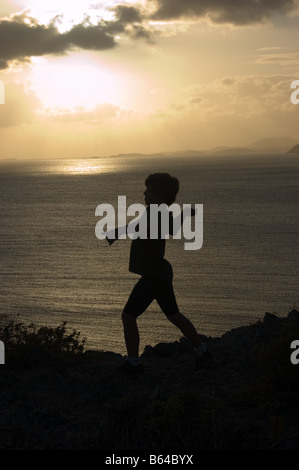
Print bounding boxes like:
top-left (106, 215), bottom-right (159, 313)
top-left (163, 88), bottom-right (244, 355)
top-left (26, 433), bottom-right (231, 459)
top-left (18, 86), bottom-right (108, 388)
top-left (0, 6), bottom-right (152, 69)
top-left (0, 13), bottom-right (117, 69)
top-left (149, 0), bottom-right (297, 25)
top-left (0, 1), bottom-right (297, 69)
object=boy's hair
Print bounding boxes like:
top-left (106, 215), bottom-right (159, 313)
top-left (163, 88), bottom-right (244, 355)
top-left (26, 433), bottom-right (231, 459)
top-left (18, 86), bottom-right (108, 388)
top-left (145, 173), bottom-right (179, 205)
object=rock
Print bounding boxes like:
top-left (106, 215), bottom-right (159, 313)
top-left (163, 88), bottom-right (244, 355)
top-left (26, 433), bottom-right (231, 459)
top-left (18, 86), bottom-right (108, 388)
top-left (287, 309), bottom-right (299, 322)
top-left (179, 337), bottom-right (193, 353)
top-left (142, 341), bottom-right (180, 357)
top-left (142, 344), bottom-right (155, 356)
top-left (151, 385), bottom-right (166, 402)
top-left (263, 312), bottom-right (280, 325)
top-left (2, 309), bottom-right (299, 450)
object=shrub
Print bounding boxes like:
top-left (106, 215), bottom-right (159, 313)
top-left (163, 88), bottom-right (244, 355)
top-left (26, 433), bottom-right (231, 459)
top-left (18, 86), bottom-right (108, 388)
top-left (0, 314), bottom-right (86, 362)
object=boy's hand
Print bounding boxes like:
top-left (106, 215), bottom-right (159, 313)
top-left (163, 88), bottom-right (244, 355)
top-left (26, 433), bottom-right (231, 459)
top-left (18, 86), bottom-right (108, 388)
top-left (106, 237), bottom-right (116, 246)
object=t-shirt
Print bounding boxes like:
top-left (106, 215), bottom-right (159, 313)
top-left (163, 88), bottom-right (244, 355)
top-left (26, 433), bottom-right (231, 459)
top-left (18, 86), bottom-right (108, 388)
top-left (129, 207), bottom-right (174, 278)
top-left (128, 236), bottom-right (173, 279)
top-left (108, 206), bottom-right (185, 279)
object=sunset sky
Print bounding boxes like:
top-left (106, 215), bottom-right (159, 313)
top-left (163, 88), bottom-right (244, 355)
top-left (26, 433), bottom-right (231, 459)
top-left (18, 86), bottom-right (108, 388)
top-left (0, 0), bottom-right (299, 159)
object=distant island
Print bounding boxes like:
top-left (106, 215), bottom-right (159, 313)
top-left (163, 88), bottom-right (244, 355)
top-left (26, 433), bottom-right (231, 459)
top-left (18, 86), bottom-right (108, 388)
top-left (0, 157), bottom-right (19, 162)
top-left (106, 136), bottom-right (299, 159)
top-left (1, 137), bottom-right (299, 162)
top-left (287, 143), bottom-right (299, 154)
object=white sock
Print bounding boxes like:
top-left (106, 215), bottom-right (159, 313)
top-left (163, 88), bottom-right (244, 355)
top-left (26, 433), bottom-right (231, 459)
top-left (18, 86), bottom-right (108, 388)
top-left (194, 343), bottom-right (207, 357)
top-left (126, 357), bottom-right (140, 367)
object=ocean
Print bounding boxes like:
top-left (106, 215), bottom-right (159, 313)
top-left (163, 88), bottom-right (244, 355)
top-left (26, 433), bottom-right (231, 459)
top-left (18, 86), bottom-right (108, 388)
top-left (0, 153), bottom-right (298, 355)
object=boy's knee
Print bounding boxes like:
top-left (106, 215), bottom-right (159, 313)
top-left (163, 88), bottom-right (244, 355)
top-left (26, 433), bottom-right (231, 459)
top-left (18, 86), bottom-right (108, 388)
top-left (167, 312), bottom-right (183, 324)
top-left (122, 311), bottom-right (137, 323)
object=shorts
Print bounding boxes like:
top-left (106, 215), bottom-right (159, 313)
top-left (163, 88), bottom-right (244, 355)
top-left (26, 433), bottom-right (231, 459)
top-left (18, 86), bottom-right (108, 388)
top-left (123, 276), bottom-right (180, 318)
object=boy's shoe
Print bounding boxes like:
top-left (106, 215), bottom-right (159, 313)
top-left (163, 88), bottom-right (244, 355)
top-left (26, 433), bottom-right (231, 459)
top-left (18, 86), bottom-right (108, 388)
top-left (117, 360), bottom-right (144, 377)
top-left (195, 349), bottom-right (214, 370)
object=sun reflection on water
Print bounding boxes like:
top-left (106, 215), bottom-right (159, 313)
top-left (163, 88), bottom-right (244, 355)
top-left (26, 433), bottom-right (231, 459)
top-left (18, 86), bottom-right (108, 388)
top-left (0, 156), bottom-right (130, 176)
top-left (60, 159), bottom-right (117, 175)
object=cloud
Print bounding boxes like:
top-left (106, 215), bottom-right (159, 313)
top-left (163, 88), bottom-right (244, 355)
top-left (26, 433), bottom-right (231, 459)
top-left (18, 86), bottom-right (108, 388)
top-left (256, 51), bottom-right (299, 66)
top-left (149, 0), bottom-right (298, 25)
top-left (185, 75), bottom-right (296, 118)
top-left (113, 4), bottom-right (143, 23)
top-left (1, 1), bottom-right (297, 70)
top-left (0, 7), bottom-right (153, 69)
top-left (139, 74), bottom-right (299, 151)
top-left (0, 11), bottom-right (116, 69)
top-left (146, 74), bottom-right (296, 127)
top-left (44, 103), bottom-right (119, 123)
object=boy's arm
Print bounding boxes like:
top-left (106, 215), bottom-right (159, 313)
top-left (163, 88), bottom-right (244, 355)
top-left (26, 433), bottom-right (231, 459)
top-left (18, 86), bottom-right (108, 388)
top-left (106, 225), bottom-right (128, 245)
top-left (106, 209), bottom-right (147, 245)
top-left (105, 218), bottom-right (143, 244)
top-left (106, 208), bottom-right (195, 242)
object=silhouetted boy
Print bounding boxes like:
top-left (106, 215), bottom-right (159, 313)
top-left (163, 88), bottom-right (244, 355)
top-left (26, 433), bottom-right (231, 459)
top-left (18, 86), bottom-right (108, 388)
top-left (107, 173), bottom-right (213, 375)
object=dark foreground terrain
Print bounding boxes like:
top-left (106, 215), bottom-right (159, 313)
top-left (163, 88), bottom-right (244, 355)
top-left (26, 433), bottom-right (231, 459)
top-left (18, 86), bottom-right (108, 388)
top-left (1, 310), bottom-right (299, 451)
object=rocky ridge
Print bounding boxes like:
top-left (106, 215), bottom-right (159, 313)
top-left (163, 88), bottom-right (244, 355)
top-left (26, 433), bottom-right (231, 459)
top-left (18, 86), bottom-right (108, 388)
top-left (1, 310), bottom-right (299, 450)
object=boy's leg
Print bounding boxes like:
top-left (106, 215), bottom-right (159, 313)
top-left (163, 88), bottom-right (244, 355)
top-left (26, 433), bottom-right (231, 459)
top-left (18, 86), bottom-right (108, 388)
top-left (166, 312), bottom-right (202, 348)
top-left (153, 278), bottom-right (201, 347)
top-left (155, 279), bottom-right (211, 361)
top-left (121, 277), bottom-right (155, 363)
top-left (167, 312), bottom-right (214, 369)
top-left (118, 312), bottom-right (144, 375)
top-left (122, 312), bottom-right (140, 358)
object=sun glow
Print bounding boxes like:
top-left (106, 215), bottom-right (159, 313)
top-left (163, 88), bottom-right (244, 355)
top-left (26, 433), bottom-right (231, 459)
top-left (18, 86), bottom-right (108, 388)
top-left (13, 0), bottom-right (139, 31)
top-left (13, 0), bottom-right (111, 31)
top-left (6, 0), bottom-right (158, 115)
top-left (31, 54), bottom-right (123, 111)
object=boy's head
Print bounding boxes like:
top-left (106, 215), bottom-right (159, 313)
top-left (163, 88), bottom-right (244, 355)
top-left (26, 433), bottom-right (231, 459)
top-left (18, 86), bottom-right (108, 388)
top-left (144, 173), bottom-right (179, 206)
